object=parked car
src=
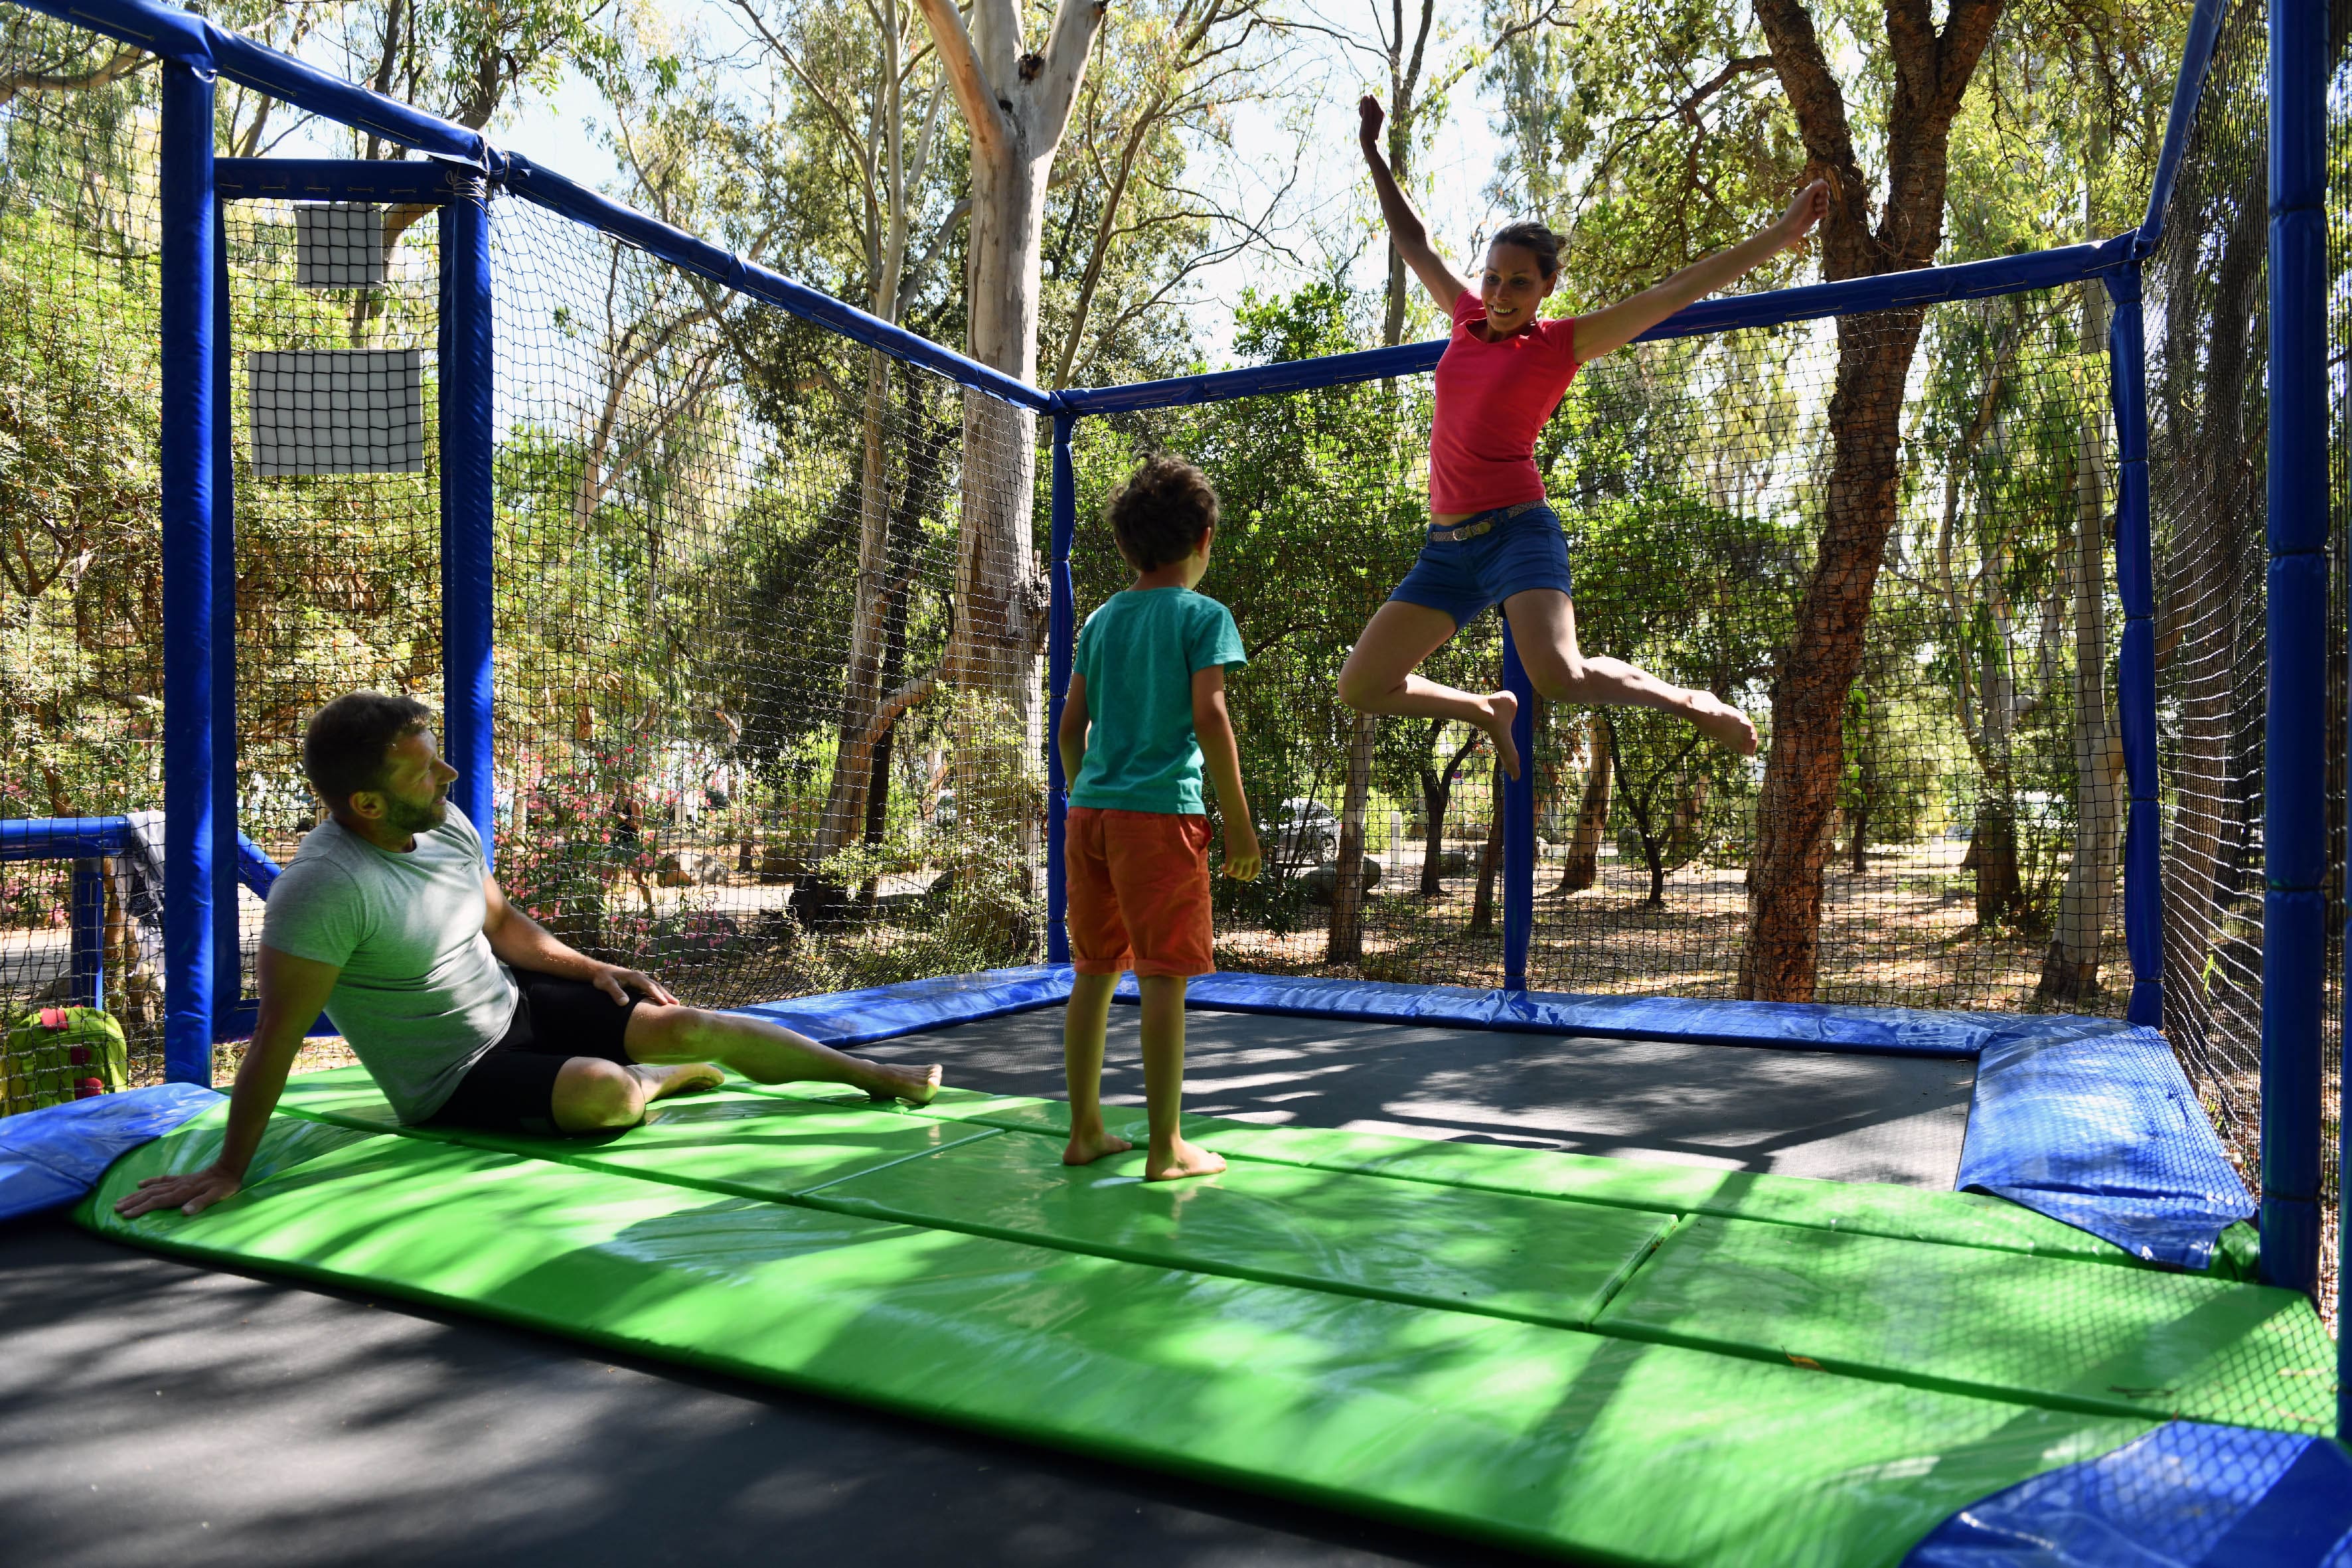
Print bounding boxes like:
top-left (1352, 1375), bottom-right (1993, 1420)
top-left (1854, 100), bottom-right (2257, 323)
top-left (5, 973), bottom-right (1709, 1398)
top-left (1260, 797), bottom-right (1339, 874)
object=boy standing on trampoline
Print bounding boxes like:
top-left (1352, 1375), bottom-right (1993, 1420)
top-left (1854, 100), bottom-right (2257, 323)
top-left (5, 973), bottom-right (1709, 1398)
top-left (1338, 97), bottom-right (1830, 774)
top-left (1058, 457), bottom-right (1261, 1182)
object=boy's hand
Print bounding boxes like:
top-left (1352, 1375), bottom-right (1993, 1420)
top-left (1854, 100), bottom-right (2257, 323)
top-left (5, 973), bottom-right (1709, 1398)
top-left (1358, 95), bottom-right (1384, 153)
top-left (1223, 821), bottom-right (1261, 882)
top-left (1776, 179), bottom-right (1829, 254)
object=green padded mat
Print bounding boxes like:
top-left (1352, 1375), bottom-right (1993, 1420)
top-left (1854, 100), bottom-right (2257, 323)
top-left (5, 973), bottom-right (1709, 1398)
top-left (82, 1067), bottom-right (2337, 1566)
top-left (879, 1084), bottom-right (2160, 1267)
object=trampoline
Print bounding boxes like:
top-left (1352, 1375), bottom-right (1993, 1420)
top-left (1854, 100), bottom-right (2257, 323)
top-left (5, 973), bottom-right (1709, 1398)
top-left (7, 966), bottom-right (2323, 1568)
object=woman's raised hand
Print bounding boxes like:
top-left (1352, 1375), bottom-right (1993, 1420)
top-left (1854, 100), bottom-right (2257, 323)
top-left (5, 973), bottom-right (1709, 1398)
top-left (1358, 95), bottom-right (1385, 153)
top-left (1776, 179), bottom-right (1830, 253)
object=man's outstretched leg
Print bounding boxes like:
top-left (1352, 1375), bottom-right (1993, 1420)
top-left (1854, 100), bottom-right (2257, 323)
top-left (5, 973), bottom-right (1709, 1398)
top-left (624, 1003), bottom-right (941, 1105)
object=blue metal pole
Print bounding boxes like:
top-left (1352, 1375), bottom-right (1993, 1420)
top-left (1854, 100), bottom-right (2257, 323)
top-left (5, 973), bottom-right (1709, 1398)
top-left (1046, 410), bottom-right (1076, 965)
top-left (159, 63), bottom-right (217, 1086)
top-left (2264, 0), bottom-right (2327, 1298)
top-left (69, 860), bottom-right (106, 1010)
top-left (2106, 268), bottom-right (2162, 1030)
top-left (440, 176), bottom-right (497, 864)
top-left (1499, 621), bottom-right (1534, 991)
top-left (210, 195), bottom-right (240, 1026)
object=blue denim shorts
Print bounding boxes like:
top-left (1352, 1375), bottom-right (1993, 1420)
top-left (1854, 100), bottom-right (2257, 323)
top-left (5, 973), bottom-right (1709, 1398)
top-left (1388, 501), bottom-right (1574, 629)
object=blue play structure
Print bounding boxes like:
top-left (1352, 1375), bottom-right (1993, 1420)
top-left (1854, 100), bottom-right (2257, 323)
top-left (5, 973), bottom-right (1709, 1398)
top-left (0, 0), bottom-right (2346, 1557)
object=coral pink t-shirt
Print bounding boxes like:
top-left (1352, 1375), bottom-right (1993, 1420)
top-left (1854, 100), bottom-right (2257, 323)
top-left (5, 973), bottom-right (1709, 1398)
top-left (1427, 290), bottom-right (1581, 514)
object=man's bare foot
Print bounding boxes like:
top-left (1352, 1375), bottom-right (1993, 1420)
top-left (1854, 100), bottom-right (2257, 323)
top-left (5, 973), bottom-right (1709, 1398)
top-left (1484, 689), bottom-right (1522, 779)
top-left (864, 1062), bottom-right (943, 1106)
top-left (1146, 1137), bottom-right (1227, 1182)
top-left (1063, 1127), bottom-right (1135, 1166)
top-left (631, 1061), bottom-right (724, 1104)
top-left (1687, 690), bottom-right (1757, 756)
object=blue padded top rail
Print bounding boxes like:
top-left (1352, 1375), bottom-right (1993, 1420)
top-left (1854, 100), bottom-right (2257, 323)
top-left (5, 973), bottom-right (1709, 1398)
top-left (1904, 1420), bottom-right (2352, 1567)
top-left (724, 967), bottom-right (2254, 1273)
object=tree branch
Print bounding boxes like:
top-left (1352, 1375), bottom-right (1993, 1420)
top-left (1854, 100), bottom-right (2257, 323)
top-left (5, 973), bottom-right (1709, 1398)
top-left (1032, 0), bottom-right (1110, 152)
top-left (0, 45), bottom-right (145, 109)
top-left (907, 0), bottom-right (1009, 159)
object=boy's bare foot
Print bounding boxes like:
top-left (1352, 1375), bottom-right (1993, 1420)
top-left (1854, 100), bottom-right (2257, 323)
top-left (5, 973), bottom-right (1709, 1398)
top-left (1146, 1137), bottom-right (1227, 1182)
top-left (864, 1062), bottom-right (943, 1106)
top-left (1484, 689), bottom-right (1522, 779)
top-left (1063, 1127), bottom-right (1135, 1166)
top-left (631, 1061), bottom-right (724, 1103)
top-left (1687, 690), bottom-right (1757, 756)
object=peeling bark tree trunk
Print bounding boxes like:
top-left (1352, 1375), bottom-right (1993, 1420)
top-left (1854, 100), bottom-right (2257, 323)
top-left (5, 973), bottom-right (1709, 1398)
top-left (913, 0), bottom-right (1105, 937)
top-left (1737, 0), bottom-right (2003, 1000)
top-left (1560, 713), bottom-right (1611, 893)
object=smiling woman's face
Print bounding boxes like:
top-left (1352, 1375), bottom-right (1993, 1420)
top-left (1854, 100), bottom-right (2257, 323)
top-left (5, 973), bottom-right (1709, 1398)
top-left (1480, 242), bottom-right (1556, 335)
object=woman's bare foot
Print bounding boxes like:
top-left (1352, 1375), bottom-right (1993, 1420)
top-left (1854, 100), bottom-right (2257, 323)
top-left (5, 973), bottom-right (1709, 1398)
top-left (631, 1061), bottom-right (724, 1103)
top-left (1484, 689), bottom-right (1522, 779)
top-left (1146, 1136), bottom-right (1227, 1182)
top-left (864, 1061), bottom-right (943, 1106)
top-left (1063, 1127), bottom-right (1135, 1166)
top-left (1687, 690), bottom-right (1757, 755)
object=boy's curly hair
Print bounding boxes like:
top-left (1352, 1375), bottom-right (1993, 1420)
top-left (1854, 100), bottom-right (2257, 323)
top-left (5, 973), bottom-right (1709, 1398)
top-left (1108, 454), bottom-right (1219, 571)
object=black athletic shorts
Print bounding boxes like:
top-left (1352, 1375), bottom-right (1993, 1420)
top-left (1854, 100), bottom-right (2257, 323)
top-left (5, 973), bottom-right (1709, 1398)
top-left (424, 970), bottom-right (645, 1136)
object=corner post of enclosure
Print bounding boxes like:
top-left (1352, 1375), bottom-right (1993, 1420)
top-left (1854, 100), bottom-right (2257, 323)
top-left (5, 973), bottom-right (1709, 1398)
top-left (210, 190), bottom-right (238, 1026)
top-left (1046, 410), bottom-right (1077, 966)
top-left (159, 63), bottom-right (218, 1084)
top-left (440, 173), bottom-right (497, 866)
top-left (2105, 264), bottom-right (2161, 1030)
top-left (1499, 621), bottom-right (1535, 991)
top-left (2263, 0), bottom-right (2329, 1298)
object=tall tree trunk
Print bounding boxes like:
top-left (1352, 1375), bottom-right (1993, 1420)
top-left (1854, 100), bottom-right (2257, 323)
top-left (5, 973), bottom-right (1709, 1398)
top-left (1739, 313), bottom-right (1925, 996)
top-left (1738, 0), bottom-right (2002, 1000)
top-left (1560, 713), bottom-right (1610, 892)
top-left (1419, 767), bottom-right (1450, 894)
top-left (1332, 0), bottom-right (1439, 960)
top-left (1328, 714), bottom-right (1378, 961)
top-left (1468, 784), bottom-right (1507, 934)
top-left (912, 0), bottom-right (1105, 947)
top-left (2041, 270), bottom-right (2118, 998)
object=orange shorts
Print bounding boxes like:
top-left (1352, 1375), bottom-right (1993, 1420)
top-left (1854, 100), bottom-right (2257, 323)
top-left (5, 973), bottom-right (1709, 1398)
top-left (1065, 807), bottom-right (1215, 978)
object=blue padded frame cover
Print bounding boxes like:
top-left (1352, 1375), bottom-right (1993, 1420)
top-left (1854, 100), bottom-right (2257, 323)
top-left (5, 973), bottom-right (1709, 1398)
top-left (1958, 1019), bottom-right (2254, 1270)
top-left (1903, 1419), bottom-right (2352, 1568)
top-left (0, 1083), bottom-right (222, 1222)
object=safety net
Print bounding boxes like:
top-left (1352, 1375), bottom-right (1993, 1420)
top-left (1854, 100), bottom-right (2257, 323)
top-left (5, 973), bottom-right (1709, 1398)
top-left (1075, 295), bottom-right (2128, 1012)
top-left (2140, 0), bottom-right (2345, 1315)
top-left (0, 12), bottom-right (167, 1095)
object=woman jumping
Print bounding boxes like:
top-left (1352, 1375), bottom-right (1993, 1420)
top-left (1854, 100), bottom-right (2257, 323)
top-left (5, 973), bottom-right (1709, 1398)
top-left (1338, 96), bottom-right (1830, 779)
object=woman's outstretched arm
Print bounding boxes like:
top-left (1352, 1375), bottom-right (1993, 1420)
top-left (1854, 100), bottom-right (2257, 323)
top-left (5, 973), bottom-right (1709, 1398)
top-left (1571, 181), bottom-right (1830, 360)
top-left (1360, 96), bottom-right (1472, 311)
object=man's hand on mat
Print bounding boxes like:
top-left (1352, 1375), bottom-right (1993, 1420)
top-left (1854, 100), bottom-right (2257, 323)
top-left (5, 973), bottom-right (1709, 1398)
top-left (115, 1164), bottom-right (241, 1219)
top-left (591, 963), bottom-right (675, 1007)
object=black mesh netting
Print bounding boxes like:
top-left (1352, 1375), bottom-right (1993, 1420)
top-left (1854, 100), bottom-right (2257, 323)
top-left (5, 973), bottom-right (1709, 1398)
top-left (0, 14), bottom-right (167, 1090)
top-left (1076, 299), bottom-right (2127, 1010)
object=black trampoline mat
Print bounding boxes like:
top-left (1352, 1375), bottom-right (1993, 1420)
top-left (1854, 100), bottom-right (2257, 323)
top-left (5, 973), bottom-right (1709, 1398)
top-left (0, 1219), bottom-right (1541, 1568)
top-left (858, 1007), bottom-right (1977, 1189)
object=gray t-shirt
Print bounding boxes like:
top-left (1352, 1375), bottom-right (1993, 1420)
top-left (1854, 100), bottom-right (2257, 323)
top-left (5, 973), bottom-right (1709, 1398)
top-left (260, 805), bottom-right (518, 1124)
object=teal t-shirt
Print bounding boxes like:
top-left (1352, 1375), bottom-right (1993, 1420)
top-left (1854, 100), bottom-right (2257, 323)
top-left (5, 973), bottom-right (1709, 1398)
top-left (1069, 587), bottom-right (1247, 815)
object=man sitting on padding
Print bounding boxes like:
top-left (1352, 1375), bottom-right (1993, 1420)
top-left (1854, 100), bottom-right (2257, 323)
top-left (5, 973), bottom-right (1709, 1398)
top-left (117, 692), bottom-right (941, 1219)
